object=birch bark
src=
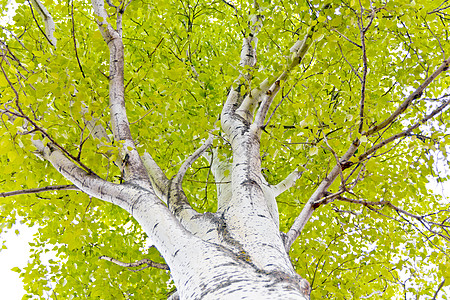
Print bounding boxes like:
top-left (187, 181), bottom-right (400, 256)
top-left (29, 1), bottom-right (315, 298)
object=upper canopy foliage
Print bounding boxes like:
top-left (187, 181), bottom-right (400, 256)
top-left (0, 0), bottom-right (449, 298)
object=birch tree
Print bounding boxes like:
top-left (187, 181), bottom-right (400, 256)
top-left (0, 0), bottom-right (449, 298)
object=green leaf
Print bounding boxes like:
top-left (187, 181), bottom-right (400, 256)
top-left (309, 147), bottom-right (319, 156)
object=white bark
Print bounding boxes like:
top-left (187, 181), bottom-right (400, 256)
top-left (91, 0), bottom-right (150, 186)
top-left (29, 2), bottom-right (312, 298)
top-left (203, 149), bottom-right (232, 211)
top-left (142, 151), bottom-right (169, 201)
top-left (33, 139), bottom-right (310, 299)
top-left (212, 33), bottom-right (312, 297)
top-left (236, 78), bottom-right (271, 121)
top-left (31, 138), bottom-right (307, 299)
top-left (272, 168), bottom-right (304, 197)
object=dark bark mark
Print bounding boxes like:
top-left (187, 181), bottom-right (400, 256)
top-left (241, 179), bottom-right (258, 186)
top-left (241, 179), bottom-right (264, 194)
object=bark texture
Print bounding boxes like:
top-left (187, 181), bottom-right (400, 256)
top-left (30, 1), bottom-right (316, 299)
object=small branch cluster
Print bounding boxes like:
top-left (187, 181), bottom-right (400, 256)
top-left (335, 195), bottom-right (450, 243)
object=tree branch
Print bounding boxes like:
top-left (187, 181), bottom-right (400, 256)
top-left (221, 35), bottom-right (258, 135)
top-left (223, 10), bottom-right (265, 127)
top-left (235, 78), bottom-right (271, 122)
top-left (32, 138), bottom-right (199, 274)
top-left (167, 135), bottom-right (213, 216)
top-left (91, 0), bottom-right (151, 186)
top-left (359, 97), bottom-right (450, 161)
top-left (272, 168), bottom-right (305, 197)
top-left (253, 79), bottom-right (282, 130)
top-left (363, 56), bottom-right (450, 136)
top-left (331, 28), bottom-right (361, 48)
top-left (0, 185), bottom-right (78, 198)
top-left (432, 280), bottom-right (446, 300)
top-left (225, 16), bottom-right (314, 134)
top-left (0, 59), bottom-right (98, 176)
top-left (71, 0), bottom-right (85, 78)
top-left (99, 255), bottom-right (169, 271)
top-left (321, 126), bottom-right (345, 187)
top-left (338, 42), bottom-right (361, 81)
top-left (357, 5), bottom-right (375, 133)
top-left (0, 26), bottom-right (30, 53)
top-left (285, 139), bottom-right (360, 251)
top-left (239, 35), bottom-right (257, 68)
top-left (142, 152), bottom-right (169, 202)
top-left (31, 138), bottom-right (138, 212)
top-left (311, 190), bottom-right (346, 207)
top-left (252, 31), bottom-right (313, 131)
top-left (335, 195), bottom-right (450, 242)
top-left (174, 135), bottom-right (213, 189)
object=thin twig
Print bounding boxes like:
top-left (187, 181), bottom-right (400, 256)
top-left (337, 42), bottom-right (362, 81)
top-left (130, 109), bottom-right (153, 124)
top-left (0, 62), bottom-right (99, 176)
top-left (264, 76), bottom-right (303, 128)
top-left (313, 190), bottom-right (346, 206)
top-left (424, 19), bottom-right (446, 61)
top-left (0, 185), bottom-right (78, 198)
top-left (432, 280), bottom-right (446, 300)
top-left (331, 28), bottom-right (362, 48)
top-left (357, 4), bottom-right (375, 133)
top-left (319, 118), bottom-right (345, 187)
top-left (336, 195), bottom-right (450, 241)
top-left (0, 26), bottom-right (29, 52)
top-left (121, 0), bottom-right (133, 12)
top-left (105, 0), bottom-right (117, 8)
top-left (147, 38), bottom-right (164, 59)
top-left (184, 178), bottom-right (231, 184)
top-left (221, 0), bottom-right (237, 11)
top-left (71, 0), bottom-right (85, 78)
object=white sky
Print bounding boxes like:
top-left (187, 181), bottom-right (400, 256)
top-left (0, 223), bottom-right (37, 299)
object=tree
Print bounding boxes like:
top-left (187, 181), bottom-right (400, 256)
top-left (0, 0), bottom-right (449, 298)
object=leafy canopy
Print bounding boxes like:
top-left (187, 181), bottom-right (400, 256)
top-left (0, 0), bottom-right (449, 298)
